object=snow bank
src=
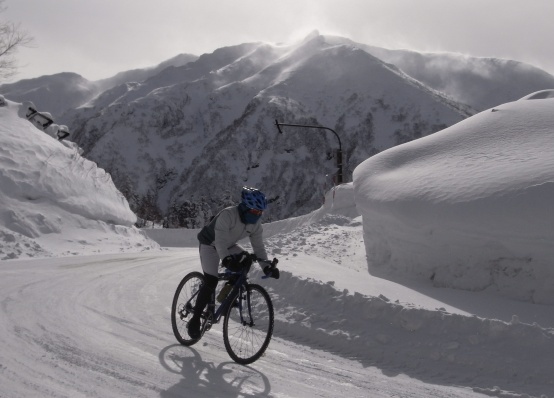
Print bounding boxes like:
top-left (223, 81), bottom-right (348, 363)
top-left (144, 184), bottom-right (359, 249)
top-left (245, 184), bottom-right (554, 394)
top-left (141, 227), bottom-right (199, 248)
top-left (262, 265), bottom-right (554, 393)
top-left (353, 97), bottom-right (554, 303)
top-left (0, 98), bottom-right (158, 259)
top-left (207, 182), bottom-right (553, 393)
top-left (262, 183), bottom-right (358, 235)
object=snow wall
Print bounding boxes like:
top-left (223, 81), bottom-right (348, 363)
top-left (353, 96), bottom-right (554, 304)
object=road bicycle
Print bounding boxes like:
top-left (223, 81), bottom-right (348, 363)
top-left (171, 254), bottom-right (278, 365)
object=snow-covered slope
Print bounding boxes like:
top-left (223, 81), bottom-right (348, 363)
top-left (361, 46), bottom-right (554, 111)
top-left (0, 98), bottom-right (158, 259)
top-left (354, 94), bottom-right (554, 304)
top-left (309, 34), bottom-right (554, 111)
top-left (93, 53), bottom-right (198, 93)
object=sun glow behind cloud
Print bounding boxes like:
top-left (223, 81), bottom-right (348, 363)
top-left (3, 0), bottom-right (554, 81)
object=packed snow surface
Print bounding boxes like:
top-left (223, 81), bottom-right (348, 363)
top-left (1, 96), bottom-right (554, 397)
top-left (354, 95), bottom-right (554, 304)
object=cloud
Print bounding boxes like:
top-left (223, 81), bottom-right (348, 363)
top-left (4, 0), bottom-right (554, 81)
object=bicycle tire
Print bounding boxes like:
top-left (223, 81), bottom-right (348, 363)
top-left (171, 271), bottom-right (204, 346)
top-left (223, 283), bottom-right (274, 364)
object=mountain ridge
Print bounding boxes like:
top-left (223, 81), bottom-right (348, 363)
top-left (0, 53), bottom-right (198, 120)
top-left (64, 34), bottom-right (471, 223)
top-left (3, 32), bottom-right (554, 225)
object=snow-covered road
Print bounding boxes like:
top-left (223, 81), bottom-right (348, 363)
top-left (1, 250), bottom-right (488, 398)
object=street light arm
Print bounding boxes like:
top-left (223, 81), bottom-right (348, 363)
top-left (274, 120), bottom-right (342, 151)
top-left (274, 120), bottom-right (344, 183)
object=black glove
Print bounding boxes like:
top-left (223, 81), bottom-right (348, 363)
top-left (222, 255), bottom-right (239, 268)
top-left (263, 265), bottom-right (280, 279)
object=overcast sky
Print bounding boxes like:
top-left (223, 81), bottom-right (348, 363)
top-left (4, 0), bottom-right (554, 83)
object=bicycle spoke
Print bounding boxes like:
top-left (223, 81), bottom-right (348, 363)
top-left (223, 284), bottom-right (274, 364)
top-left (171, 272), bottom-right (204, 346)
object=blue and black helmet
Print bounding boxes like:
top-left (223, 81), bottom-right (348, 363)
top-left (241, 186), bottom-right (267, 211)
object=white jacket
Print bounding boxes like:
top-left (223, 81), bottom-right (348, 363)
top-left (198, 206), bottom-right (268, 261)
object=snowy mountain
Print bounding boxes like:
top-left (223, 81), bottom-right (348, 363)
top-left (331, 37), bottom-right (554, 112)
top-left (94, 53), bottom-right (198, 93)
top-left (0, 72), bottom-right (98, 121)
top-left (3, 32), bottom-right (554, 227)
top-left (0, 54), bottom-right (197, 120)
top-left (375, 50), bottom-right (554, 111)
top-left (63, 33), bottom-right (473, 224)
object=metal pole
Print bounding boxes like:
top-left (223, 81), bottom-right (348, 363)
top-left (275, 120), bottom-right (344, 184)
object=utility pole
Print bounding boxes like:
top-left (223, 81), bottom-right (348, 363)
top-left (275, 120), bottom-right (344, 184)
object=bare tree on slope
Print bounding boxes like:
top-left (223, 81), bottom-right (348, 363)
top-left (0, 0), bottom-right (33, 81)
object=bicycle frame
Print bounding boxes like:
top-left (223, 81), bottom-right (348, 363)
top-left (210, 266), bottom-right (251, 324)
top-left (180, 255), bottom-right (277, 336)
top-left (182, 264), bottom-right (252, 332)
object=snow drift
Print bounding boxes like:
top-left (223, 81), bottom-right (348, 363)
top-left (354, 94), bottom-right (554, 304)
top-left (0, 98), bottom-right (158, 259)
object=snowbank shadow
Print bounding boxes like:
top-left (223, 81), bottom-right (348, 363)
top-left (365, 270), bottom-right (554, 329)
top-left (266, 269), bottom-right (554, 398)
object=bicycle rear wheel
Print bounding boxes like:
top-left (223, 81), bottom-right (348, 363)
top-left (171, 271), bottom-right (204, 346)
top-left (223, 283), bottom-right (274, 364)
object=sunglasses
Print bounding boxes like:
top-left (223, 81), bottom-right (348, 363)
top-left (248, 208), bottom-right (263, 216)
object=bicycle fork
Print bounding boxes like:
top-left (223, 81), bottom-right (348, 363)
top-left (239, 289), bottom-right (255, 327)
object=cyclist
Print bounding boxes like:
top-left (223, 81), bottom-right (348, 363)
top-left (187, 186), bottom-right (280, 339)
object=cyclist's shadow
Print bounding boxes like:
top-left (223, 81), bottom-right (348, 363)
top-left (159, 344), bottom-right (272, 398)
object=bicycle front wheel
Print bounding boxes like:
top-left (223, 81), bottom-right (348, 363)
top-left (171, 271), bottom-right (204, 346)
top-left (223, 283), bottom-right (274, 364)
